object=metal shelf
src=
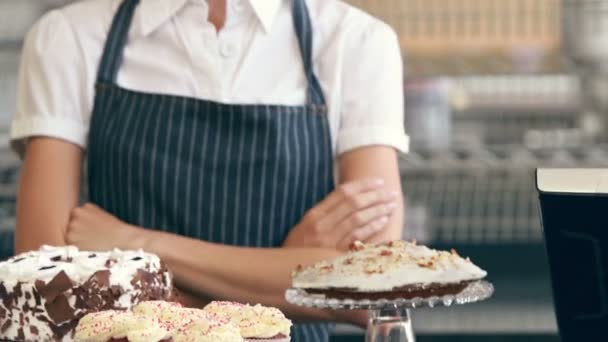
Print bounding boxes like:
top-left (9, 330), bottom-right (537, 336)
top-left (401, 146), bottom-right (608, 245)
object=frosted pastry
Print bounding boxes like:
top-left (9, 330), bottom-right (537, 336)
top-left (204, 301), bottom-right (291, 341)
top-left (75, 301), bottom-right (243, 342)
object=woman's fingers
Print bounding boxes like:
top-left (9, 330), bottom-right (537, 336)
top-left (313, 178), bottom-right (385, 214)
top-left (330, 200), bottom-right (397, 241)
top-left (286, 178), bottom-right (399, 249)
top-left (337, 215), bottom-right (391, 251)
top-left (319, 189), bottom-right (399, 231)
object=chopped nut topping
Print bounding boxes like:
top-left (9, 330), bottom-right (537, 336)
top-left (320, 265), bottom-right (334, 273)
top-left (417, 260), bottom-right (435, 269)
top-left (364, 264), bottom-right (385, 274)
top-left (349, 241), bottom-right (365, 251)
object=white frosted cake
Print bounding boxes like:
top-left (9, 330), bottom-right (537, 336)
top-left (291, 240), bottom-right (487, 299)
top-left (204, 301), bottom-right (291, 342)
top-left (0, 246), bottom-right (174, 341)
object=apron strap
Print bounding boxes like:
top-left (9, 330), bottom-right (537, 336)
top-left (292, 0), bottom-right (326, 107)
top-left (96, 0), bottom-right (139, 85)
top-left (96, 0), bottom-right (327, 107)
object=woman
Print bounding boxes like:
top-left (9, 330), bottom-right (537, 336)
top-left (12, 0), bottom-right (408, 340)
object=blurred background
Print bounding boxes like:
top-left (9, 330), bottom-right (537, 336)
top-left (1, 0), bottom-right (608, 340)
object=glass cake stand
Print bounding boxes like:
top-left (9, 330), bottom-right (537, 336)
top-left (285, 281), bottom-right (494, 342)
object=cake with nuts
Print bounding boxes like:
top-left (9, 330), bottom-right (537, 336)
top-left (291, 240), bottom-right (487, 300)
top-left (75, 301), bottom-right (244, 342)
top-left (0, 246), bottom-right (174, 341)
top-left (203, 301), bottom-right (291, 342)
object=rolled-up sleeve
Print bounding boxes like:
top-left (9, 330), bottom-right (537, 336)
top-left (10, 10), bottom-right (89, 156)
top-left (337, 21), bottom-right (409, 155)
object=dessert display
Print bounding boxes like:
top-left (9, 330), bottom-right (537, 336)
top-left (0, 246), bottom-right (174, 341)
top-left (75, 301), bottom-right (244, 342)
top-left (203, 301), bottom-right (291, 342)
top-left (291, 240), bottom-right (487, 300)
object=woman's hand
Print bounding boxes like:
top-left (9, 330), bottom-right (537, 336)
top-left (283, 178), bottom-right (399, 251)
top-left (66, 203), bottom-right (140, 251)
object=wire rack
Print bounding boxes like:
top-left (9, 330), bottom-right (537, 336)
top-left (401, 146), bottom-right (608, 245)
top-left (404, 74), bottom-right (582, 151)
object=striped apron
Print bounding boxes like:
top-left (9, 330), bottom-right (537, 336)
top-left (87, 0), bottom-right (334, 340)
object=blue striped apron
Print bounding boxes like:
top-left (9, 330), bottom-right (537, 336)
top-left (87, 0), bottom-right (334, 340)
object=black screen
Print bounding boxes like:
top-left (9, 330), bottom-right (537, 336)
top-left (539, 193), bottom-right (608, 341)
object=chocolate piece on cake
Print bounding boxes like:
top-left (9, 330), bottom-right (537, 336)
top-left (203, 301), bottom-right (292, 342)
top-left (0, 246), bottom-right (174, 341)
top-left (291, 240), bottom-right (487, 300)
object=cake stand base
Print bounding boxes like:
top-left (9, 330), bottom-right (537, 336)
top-left (285, 281), bottom-right (494, 342)
top-left (367, 307), bottom-right (415, 342)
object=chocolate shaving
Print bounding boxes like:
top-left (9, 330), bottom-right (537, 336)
top-left (11, 257), bottom-right (25, 263)
top-left (36, 271), bottom-right (73, 302)
top-left (39, 265), bottom-right (56, 271)
top-left (13, 284), bottom-right (22, 300)
top-left (16, 327), bottom-right (24, 341)
top-left (131, 270), bottom-right (155, 286)
top-left (87, 270), bottom-right (111, 288)
top-left (1, 320), bottom-right (11, 333)
top-left (0, 283), bottom-right (13, 309)
top-left (0, 306), bottom-right (5, 320)
top-left (50, 256), bottom-right (62, 262)
top-left (131, 257), bottom-right (143, 261)
top-left (44, 294), bottom-right (75, 324)
top-left (88, 254), bottom-right (97, 258)
top-left (30, 325), bottom-right (39, 335)
top-left (33, 288), bottom-right (42, 306)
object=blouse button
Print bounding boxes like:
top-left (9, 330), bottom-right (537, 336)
top-left (232, 0), bottom-right (246, 13)
top-left (220, 42), bottom-right (237, 58)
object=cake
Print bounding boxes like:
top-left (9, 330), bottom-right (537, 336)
top-left (291, 240), bottom-right (487, 300)
top-left (0, 246), bottom-right (174, 341)
top-left (203, 301), bottom-right (291, 342)
top-left (74, 301), bottom-right (244, 342)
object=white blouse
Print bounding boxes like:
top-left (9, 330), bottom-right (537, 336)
top-left (10, 0), bottom-right (409, 158)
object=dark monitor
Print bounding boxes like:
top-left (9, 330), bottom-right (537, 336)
top-left (537, 169), bottom-right (608, 341)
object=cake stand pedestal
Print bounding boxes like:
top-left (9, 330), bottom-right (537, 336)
top-left (285, 280), bottom-right (494, 342)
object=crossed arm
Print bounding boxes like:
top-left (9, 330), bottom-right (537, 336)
top-left (16, 137), bottom-right (404, 325)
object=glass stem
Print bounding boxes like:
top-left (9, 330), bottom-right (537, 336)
top-left (366, 306), bottom-right (415, 342)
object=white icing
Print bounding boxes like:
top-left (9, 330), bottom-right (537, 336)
top-left (291, 241), bottom-right (487, 292)
top-left (0, 245), bottom-right (162, 285)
